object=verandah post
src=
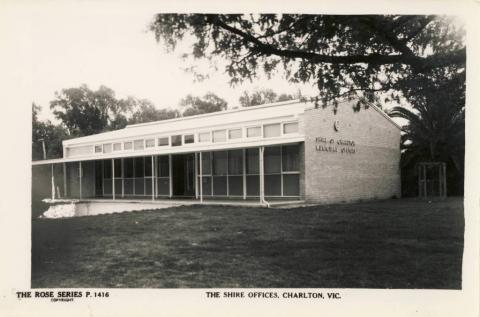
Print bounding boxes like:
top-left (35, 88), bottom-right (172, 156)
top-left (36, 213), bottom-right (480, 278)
top-left (63, 162), bottom-right (67, 198)
top-left (259, 146), bottom-right (265, 204)
top-left (194, 152), bottom-right (198, 199)
top-left (151, 155), bottom-right (155, 201)
top-left (51, 164), bottom-right (55, 200)
top-left (199, 152), bottom-right (203, 203)
top-left (168, 154), bottom-right (173, 198)
top-left (112, 158), bottom-right (115, 200)
top-left (79, 161), bottom-right (82, 199)
top-left (242, 148), bottom-right (246, 200)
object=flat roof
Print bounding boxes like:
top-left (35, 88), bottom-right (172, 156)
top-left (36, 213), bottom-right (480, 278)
top-left (63, 100), bottom-right (307, 146)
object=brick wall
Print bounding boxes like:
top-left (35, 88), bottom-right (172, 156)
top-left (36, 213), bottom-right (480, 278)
top-left (304, 101), bottom-right (401, 204)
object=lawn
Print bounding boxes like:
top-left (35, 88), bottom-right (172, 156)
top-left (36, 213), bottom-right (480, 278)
top-left (31, 198), bottom-right (464, 289)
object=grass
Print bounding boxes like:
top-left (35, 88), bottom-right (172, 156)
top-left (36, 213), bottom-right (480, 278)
top-left (31, 198), bottom-right (464, 289)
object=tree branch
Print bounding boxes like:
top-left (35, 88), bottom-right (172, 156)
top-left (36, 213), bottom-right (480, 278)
top-left (206, 15), bottom-right (465, 70)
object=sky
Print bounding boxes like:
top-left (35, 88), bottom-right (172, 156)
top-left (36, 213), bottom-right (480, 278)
top-left (20, 5), bottom-right (317, 122)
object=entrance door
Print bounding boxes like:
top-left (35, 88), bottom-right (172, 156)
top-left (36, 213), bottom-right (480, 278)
top-left (172, 154), bottom-right (195, 197)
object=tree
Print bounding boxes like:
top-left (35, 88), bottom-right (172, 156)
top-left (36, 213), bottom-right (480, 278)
top-left (128, 99), bottom-right (180, 124)
top-left (32, 103), bottom-right (69, 160)
top-left (239, 88), bottom-right (302, 107)
top-left (389, 69), bottom-right (465, 195)
top-left (150, 14), bottom-right (465, 108)
top-left (180, 92), bottom-right (228, 116)
top-left (50, 84), bottom-right (130, 136)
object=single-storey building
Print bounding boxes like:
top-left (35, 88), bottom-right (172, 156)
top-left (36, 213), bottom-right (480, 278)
top-left (32, 99), bottom-right (401, 207)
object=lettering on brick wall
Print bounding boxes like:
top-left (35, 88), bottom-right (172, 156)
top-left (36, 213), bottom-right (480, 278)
top-left (315, 137), bottom-right (356, 154)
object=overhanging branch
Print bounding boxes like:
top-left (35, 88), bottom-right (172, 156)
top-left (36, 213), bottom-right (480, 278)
top-left (206, 15), bottom-right (465, 70)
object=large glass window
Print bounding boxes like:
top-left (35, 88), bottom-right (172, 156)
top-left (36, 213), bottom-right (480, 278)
top-left (201, 177), bottom-right (212, 196)
top-left (157, 156), bottom-right (169, 177)
top-left (114, 159), bottom-right (122, 178)
top-left (263, 123), bottom-right (281, 138)
top-left (134, 157), bottom-right (144, 178)
top-left (282, 144), bottom-right (299, 172)
top-left (213, 151), bottom-right (227, 175)
top-left (246, 148), bottom-right (259, 174)
top-left (213, 176), bottom-right (227, 195)
top-left (265, 175), bottom-right (281, 196)
top-left (213, 130), bottom-right (226, 143)
top-left (124, 179), bottom-right (133, 195)
top-left (113, 143), bottom-right (122, 151)
top-left (264, 146), bottom-right (281, 174)
top-left (228, 176), bottom-right (243, 196)
top-left (156, 155), bottom-right (170, 196)
top-left (246, 175), bottom-right (259, 196)
top-left (135, 179), bottom-right (144, 195)
top-left (228, 150), bottom-right (243, 175)
top-left (194, 145), bottom-right (300, 198)
top-left (103, 160), bottom-right (112, 179)
top-left (200, 152), bottom-right (211, 175)
top-left (95, 145), bottom-right (102, 153)
top-left (145, 157), bottom-right (152, 177)
top-left (283, 174), bottom-right (300, 196)
top-left (124, 158), bottom-right (134, 178)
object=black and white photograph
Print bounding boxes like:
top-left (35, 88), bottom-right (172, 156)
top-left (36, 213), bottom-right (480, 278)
top-left (0, 0), bottom-right (479, 316)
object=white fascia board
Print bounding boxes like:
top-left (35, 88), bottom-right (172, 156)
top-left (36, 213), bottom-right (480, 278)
top-left (35, 136), bottom-right (305, 165)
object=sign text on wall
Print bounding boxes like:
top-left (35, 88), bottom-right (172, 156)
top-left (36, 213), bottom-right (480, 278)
top-left (315, 137), bottom-right (356, 154)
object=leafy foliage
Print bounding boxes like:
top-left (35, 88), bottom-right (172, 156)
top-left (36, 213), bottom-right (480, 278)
top-left (389, 69), bottom-right (465, 195)
top-left (128, 99), bottom-right (180, 124)
top-left (150, 14), bottom-right (465, 108)
top-left (238, 88), bottom-right (303, 107)
top-left (180, 92), bottom-right (228, 116)
top-left (32, 103), bottom-right (70, 160)
top-left (50, 85), bottom-right (130, 136)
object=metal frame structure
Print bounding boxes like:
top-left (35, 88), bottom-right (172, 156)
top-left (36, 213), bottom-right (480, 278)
top-left (418, 162), bottom-right (447, 199)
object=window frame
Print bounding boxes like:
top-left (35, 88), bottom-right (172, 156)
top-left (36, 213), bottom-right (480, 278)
top-left (212, 129), bottom-right (227, 143)
top-left (282, 121), bottom-right (300, 135)
top-left (184, 134), bottom-right (195, 145)
top-left (198, 131), bottom-right (212, 143)
top-left (246, 125), bottom-right (262, 138)
top-left (157, 136), bottom-right (170, 147)
top-left (228, 128), bottom-right (243, 140)
top-left (263, 123), bottom-right (281, 138)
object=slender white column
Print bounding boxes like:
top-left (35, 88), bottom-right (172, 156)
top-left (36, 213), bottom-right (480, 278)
top-left (51, 164), bottom-right (55, 200)
top-left (79, 161), bottom-right (82, 199)
top-left (112, 159), bottom-right (115, 200)
top-left (259, 147), bottom-right (265, 203)
top-left (151, 156), bottom-right (155, 201)
top-left (121, 158), bottom-right (124, 198)
top-left (242, 149), bottom-right (246, 200)
top-left (168, 154), bottom-right (173, 198)
top-left (154, 156), bottom-right (158, 198)
top-left (199, 152), bottom-right (203, 203)
top-left (194, 152), bottom-right (198, 199)
top-left (63, 162), bottom-right (67, 198)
